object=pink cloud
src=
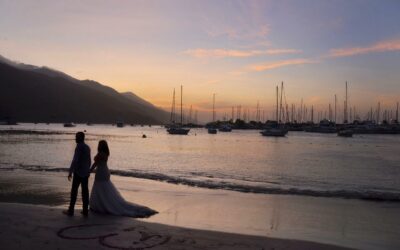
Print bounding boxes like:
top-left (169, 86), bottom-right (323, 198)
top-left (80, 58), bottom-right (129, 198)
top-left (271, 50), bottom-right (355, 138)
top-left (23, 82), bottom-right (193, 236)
top-left (328, 39), bottom-right (400, 57)
top-left (249, 58), bottom-right (316, 71)
top-left (184, 48), bottom-right (301, 58)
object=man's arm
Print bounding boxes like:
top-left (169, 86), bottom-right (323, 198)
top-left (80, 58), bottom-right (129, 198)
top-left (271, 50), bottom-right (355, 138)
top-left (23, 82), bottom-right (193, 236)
top-left (88, 147), bottom-right (92, 170)
top-left (68, 146), bottom-right (81, 180)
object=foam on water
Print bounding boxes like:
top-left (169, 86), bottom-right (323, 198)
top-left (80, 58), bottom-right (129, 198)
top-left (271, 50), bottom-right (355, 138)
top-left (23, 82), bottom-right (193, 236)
top-left (2, 164), bottom-right (399, 202)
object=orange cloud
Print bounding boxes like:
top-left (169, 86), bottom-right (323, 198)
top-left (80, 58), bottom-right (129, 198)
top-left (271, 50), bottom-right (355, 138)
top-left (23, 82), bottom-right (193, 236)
top-left (328, 39), bottom-right (400, 57)
top-left (184, 48), bottom-right (301, 58)
top-left (249, 58), bottom-right (316, 71)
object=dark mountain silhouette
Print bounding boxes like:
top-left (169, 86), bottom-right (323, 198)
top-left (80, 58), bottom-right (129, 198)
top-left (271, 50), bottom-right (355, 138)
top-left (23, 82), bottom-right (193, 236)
top-left (121, 92), bottom-right (158, 108)
top-left (0, 54), bottom-right (79, 83)
top-left (0, 56), bottom-right (169, 124)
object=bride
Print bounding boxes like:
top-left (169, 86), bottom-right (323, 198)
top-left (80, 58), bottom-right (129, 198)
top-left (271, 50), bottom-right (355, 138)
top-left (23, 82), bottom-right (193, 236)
top-left (89, 140), bottom-right (157, 218)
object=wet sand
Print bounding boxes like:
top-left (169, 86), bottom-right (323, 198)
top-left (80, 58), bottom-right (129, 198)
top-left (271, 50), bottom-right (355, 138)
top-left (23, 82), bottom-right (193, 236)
top-left (1, 170), bottom-right (399, 249)
top-left (0, 203), bottom-right (352, 250)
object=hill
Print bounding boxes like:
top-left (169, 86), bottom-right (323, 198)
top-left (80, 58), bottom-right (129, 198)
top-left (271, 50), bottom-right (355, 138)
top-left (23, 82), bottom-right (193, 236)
top-left (0, 56), bottom-right (169, 124)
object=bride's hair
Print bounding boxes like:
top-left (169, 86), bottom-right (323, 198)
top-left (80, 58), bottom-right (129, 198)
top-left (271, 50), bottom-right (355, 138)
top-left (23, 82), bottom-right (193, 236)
top-left (98, 140), bottom-right (110, 156)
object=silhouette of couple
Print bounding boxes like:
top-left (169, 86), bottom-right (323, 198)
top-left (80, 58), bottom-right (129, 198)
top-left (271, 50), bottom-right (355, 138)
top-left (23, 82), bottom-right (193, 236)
top-left (63, 132), bottom-right (157, 218)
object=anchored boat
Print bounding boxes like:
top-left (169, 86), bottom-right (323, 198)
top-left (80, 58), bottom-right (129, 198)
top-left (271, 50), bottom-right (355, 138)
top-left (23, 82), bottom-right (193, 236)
top-left (167, 85), bottom-right (190, 135)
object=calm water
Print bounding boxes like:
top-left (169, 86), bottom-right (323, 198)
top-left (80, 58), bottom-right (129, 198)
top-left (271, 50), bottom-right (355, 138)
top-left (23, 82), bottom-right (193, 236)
top-left (1, 123), bottom-right (400, 201)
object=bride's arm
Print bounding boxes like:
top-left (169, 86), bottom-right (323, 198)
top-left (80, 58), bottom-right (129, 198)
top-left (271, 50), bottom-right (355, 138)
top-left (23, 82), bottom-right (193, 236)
top-left (90, 154), bottom-right (99, 172)
top-left (90, 163), bottom-right (97, 172)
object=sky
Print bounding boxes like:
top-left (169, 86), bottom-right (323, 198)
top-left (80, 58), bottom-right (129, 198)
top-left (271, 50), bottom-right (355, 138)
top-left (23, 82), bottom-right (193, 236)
top-left (0, 0), bottom-right (399, 122)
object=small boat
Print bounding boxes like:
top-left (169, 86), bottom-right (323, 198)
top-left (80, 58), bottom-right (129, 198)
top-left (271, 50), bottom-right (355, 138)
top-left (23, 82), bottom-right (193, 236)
top-left (208, 128), bottom-right (217, 134)
top-left (338, 129), bottom-right (353, 137)
top-left (218, 125), bottom-right (232, 132)
top-left (167, 126), bottom-right (190, 135)
top-left (63, 122), bottom-right (76, 127)
top-left (260, 128), bottom-right (288, 137)
top-left (116, 121), bottom-right (124, 128)
top-left (0, 120), bottom-right (18, 125)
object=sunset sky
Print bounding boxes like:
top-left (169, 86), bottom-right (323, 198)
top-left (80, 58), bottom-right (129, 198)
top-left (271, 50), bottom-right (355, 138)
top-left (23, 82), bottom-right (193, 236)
top-left (1, 0), bottom-right (399, 121)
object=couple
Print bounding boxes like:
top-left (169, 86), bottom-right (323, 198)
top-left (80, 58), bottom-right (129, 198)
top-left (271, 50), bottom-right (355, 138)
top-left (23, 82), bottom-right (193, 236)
top-left (63, 132), bottom-right (157, 218)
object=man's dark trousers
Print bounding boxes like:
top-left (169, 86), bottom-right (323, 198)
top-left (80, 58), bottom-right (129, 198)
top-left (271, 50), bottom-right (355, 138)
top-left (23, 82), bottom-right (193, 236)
top-left (68, 174), bottom-right (89, 214)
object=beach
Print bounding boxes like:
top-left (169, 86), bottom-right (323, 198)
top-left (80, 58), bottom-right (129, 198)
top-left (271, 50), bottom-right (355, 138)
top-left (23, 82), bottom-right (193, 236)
top-left (0, 202), bottom-right (352, 250)
top-left (1, 169), bottom-right (399, 249)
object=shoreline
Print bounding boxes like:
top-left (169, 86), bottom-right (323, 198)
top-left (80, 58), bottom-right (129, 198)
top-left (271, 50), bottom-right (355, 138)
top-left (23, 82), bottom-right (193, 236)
top-left (2, 165), bottom-right (399, 202)
top-left (0, 169), bottom-right (399, 249)
top-left (0, 202), bottom-right (352, 250)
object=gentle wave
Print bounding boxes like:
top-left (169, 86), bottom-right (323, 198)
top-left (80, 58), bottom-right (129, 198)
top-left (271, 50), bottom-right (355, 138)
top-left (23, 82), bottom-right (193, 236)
top-left (3, 164), bottom-right (400, 202)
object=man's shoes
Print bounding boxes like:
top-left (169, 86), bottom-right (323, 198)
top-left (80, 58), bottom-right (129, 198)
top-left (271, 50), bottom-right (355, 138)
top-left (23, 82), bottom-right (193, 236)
top-left (81, 210), bottom-right (89, 217)
top-left (62, 210), bottom-right (74, 216)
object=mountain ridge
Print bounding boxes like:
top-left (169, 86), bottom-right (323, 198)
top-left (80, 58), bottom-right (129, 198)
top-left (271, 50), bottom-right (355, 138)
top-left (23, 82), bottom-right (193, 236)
top-left (0, 55), bottom-right (169, 124)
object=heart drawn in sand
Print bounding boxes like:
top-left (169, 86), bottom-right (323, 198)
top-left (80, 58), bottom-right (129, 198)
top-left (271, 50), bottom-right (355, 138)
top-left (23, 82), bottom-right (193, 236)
top-left (57, 224), bottom-right (171, 249)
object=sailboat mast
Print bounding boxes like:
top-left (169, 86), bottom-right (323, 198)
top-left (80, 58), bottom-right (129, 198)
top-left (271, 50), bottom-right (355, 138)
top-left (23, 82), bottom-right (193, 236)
top-left (370, 107), bottom-right (373, 121)
top-left (300, 98), bottom-right (303, 123)
top-left (311, 105), bottom-right (314, 123)
top-left (276, 85), bottom-right (279, 122)
top-left (344, 81), bottom-right (348, 123)
top-left (189, 105), bottom-right (192, 123)
top-left (291, 104), bottom-right (294, 122)
top-left (286, 104), bottom-right (289, 123)
top-left (180, 85), bottom-right (183, 125)
top-left (334, 94), bottom-right (337, 123)
top-left (170, 88), bottom-right (176, 123)
top-left (377, 102), bottom-right (381, 124)
top-left (328, 103), bottom-right (331, 121)
top-left (396, 102), bottom-right (399, 121)
top-left (212, 93), bottom-right (216, 122)
top-left (279, 82), bottom-right (283, 123)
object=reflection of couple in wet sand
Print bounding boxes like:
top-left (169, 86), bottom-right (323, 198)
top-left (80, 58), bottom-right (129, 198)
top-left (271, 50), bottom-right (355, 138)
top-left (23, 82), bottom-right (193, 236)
top-left (63, 132), bottom-right (157, 218)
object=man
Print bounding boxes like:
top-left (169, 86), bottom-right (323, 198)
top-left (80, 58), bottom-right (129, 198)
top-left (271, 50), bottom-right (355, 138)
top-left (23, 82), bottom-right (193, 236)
top-left (63, 132), bottom-right (91, 216)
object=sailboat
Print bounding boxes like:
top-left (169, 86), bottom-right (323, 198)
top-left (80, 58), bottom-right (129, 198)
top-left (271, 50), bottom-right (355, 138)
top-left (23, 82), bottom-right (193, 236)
top-left (167, 85), bottom-right (190, 135)
top-left (63, 122), bottom-right (76, 127)
top-left (208, 93), bottom-right (217, 134)
top-left (260, 82), bottom-right (288, 137)
top-left (116, 121), bottom-right (124, 128)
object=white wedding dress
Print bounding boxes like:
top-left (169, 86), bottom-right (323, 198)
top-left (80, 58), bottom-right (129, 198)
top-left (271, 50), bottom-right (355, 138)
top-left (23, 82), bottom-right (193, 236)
top-left (89, 159), bottom-right (157, 218)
